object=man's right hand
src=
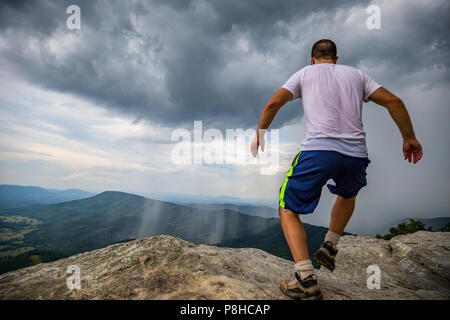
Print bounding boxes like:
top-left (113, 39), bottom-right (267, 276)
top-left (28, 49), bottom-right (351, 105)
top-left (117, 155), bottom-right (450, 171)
top-left (252, 88), bottom-right (292, 158)
top-left (250, 130), bottom-right (265, 158)
top-left (403, 138), bottom-right (423, 164)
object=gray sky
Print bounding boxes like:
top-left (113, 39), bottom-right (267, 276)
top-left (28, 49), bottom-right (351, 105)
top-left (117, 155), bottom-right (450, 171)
top-left (0, 0), bottom-right (449, 231)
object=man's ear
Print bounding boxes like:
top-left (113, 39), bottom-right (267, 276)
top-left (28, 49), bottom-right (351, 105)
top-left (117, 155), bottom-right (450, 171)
top-left (334, 56), bottom-right (339, 64)
top-left (310, 56), bottom-right (315, 65)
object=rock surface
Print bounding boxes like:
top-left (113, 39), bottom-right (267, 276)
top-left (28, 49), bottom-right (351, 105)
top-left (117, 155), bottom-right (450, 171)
top-left (0, 231), bottom-right (449, 300)
top-left (317, 231), bottom-right (450, 299)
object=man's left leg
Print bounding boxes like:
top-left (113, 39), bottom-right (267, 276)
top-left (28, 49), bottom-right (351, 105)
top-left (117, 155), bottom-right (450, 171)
top-left (314, 152), bottom-right (370, 272)
top-left (314, 195), bottom-right (356, 272)
top-left (328, 195), bottom-right (356, 236)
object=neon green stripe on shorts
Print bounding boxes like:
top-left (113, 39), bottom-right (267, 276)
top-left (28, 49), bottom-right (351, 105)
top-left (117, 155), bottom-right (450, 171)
top-left (279, 151), bottom-right (302, 208)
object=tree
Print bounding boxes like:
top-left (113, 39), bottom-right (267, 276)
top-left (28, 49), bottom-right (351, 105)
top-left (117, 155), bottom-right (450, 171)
top-left (376, 219), bottom-right (432, 240)
top-left (441, 222), bottom-right (450, 232)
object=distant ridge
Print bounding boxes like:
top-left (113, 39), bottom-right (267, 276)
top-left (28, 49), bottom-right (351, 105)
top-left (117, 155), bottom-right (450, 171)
top-left (0, 184), bottom-right (95, 209)
top-left (144, 191), bottom-right (275, 207)
top-left (187, 203), bottom-right (278, 218)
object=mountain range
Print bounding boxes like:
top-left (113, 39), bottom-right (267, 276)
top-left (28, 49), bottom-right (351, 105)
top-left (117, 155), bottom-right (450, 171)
top-left (0, 184), bottom-right (448, 275)
top-left (1, 189), bottom-right (331, 274)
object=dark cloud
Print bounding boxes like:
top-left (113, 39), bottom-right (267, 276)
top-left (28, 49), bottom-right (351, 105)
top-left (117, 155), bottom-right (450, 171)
top-left (341, 1), bottom-right (450, 89)
top-left (0, 0), bottom-right (448, 129)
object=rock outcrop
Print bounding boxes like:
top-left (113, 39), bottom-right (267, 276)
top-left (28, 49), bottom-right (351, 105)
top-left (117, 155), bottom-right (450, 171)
top-left (317, 231), bottom-right (450, 299)
top-left (0, 231), bottom-right (449, 299)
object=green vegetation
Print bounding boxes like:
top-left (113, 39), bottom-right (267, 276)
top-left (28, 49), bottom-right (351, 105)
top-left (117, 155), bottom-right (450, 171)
top-left (0, 215), bottom-right (41, 240)
top-left (0, 246), bottom-right (35, 258)
top-left (0, 249), bottom-right (69, 274)
top-left (441, 222), bottom-right (450, 232)
top-left (376, 219), bottom-right (432, 240)
top-left (29, 255), bottom-right (42, 265)
top-left (0, 215), bottom-right (41, 259)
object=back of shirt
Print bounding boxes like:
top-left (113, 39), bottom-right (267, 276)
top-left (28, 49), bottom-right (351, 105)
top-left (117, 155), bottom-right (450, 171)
top-left (282, 63), bottom-right (381, 157)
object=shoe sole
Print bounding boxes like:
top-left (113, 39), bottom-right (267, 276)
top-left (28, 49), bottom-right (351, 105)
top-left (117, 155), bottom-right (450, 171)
top-left (279, 284), bottom-right (323, 301)
top-left (314, 249), bottom-right (335, 272)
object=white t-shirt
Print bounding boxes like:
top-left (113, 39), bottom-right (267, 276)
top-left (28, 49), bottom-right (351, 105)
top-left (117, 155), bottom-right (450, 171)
top-left (282, 63), bottom-right (381, 158)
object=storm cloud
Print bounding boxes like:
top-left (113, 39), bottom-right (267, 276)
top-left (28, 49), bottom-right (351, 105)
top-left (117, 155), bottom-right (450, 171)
top-left (2, 0), bottom-right (448, 129)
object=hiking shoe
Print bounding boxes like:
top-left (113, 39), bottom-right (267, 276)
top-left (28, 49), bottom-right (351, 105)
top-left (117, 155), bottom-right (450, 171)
top-left (279, 272), bottom-right (323, 300)
top-left (314, 241), bottom-right (338, 272)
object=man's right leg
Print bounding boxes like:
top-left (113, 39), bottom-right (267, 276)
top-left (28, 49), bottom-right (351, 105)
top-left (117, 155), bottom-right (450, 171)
top-left (278, 151), bottom-right (331, 299)
top-left (315, 195), bottom-right (356, 271)
top-left (279, 205), bottom-right (323, 300)
top-left (279, 206), bottom-right (310, 263)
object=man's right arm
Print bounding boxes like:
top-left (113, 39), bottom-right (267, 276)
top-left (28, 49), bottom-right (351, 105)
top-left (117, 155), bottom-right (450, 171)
top-left (368, 87), bottom-right (423, 164)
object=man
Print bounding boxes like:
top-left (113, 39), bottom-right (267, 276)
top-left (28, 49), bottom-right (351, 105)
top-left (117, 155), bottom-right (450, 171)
top-left (251, 39), bottom-right (423, 300)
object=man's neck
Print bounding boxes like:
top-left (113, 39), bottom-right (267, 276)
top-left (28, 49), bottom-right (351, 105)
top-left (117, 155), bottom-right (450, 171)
top-left (314, 59), bottom-right (335, 64)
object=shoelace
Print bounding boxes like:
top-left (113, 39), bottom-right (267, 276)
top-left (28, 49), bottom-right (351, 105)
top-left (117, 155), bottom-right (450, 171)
top-left (287, 272), bottom-right (317, 286)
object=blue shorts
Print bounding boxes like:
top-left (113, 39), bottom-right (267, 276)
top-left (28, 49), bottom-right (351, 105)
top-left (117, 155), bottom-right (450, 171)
top-left (279, 150), bottom-right (371, 214)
